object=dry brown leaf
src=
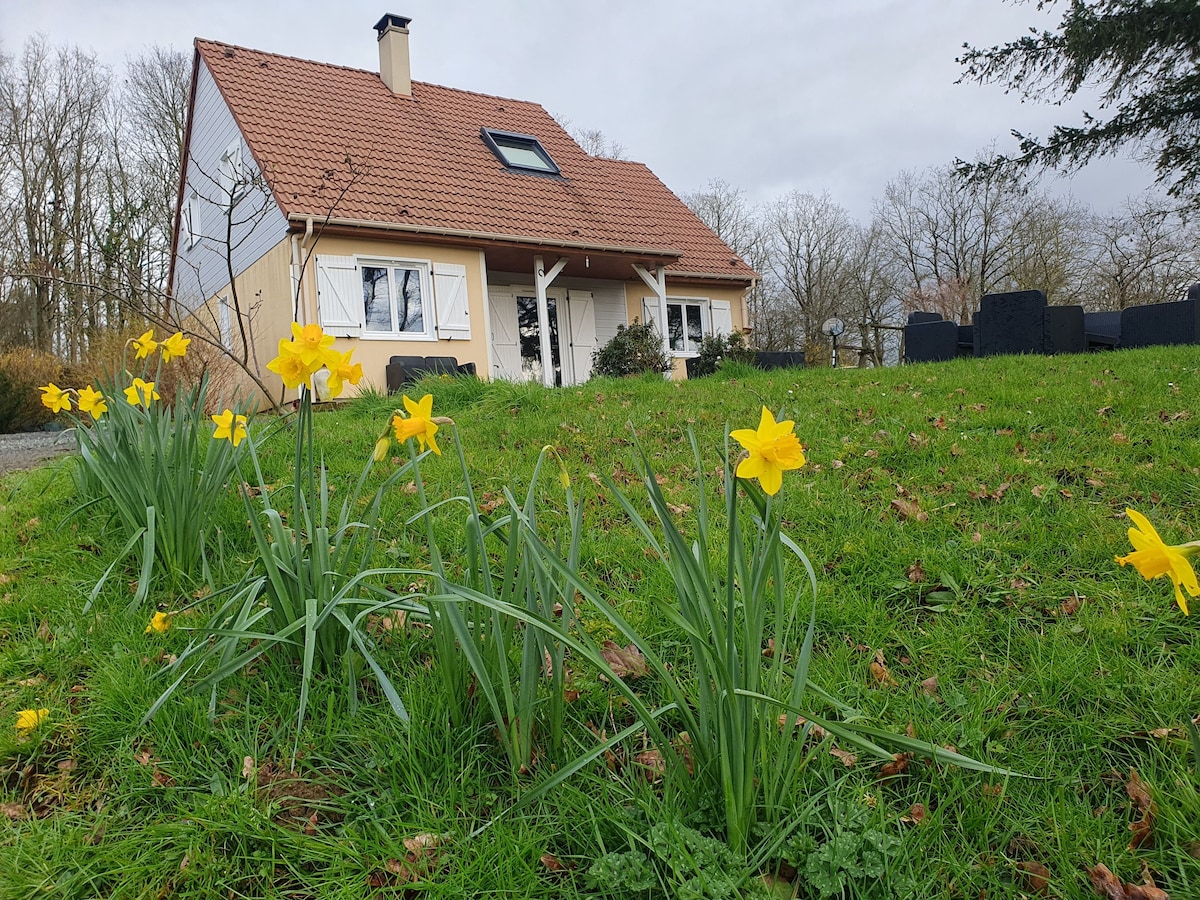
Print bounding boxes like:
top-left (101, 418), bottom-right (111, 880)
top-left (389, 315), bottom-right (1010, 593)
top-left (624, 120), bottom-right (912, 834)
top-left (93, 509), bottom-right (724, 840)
top-left (830, 747), bottom-right (858, 768)
top-left (906, 561), bottom-right (927, 583)
top-left (920, 676), bottom-right (940, 699)
top-left (1031, 484), bottom-right (1047, 498)
top-left (151, 768), bottom-right (176, 787)
top-left (1086, 864), bottom-right (1127, 900)
top-left (1059, 596), bottom-right (1082, 617)
top-left (1, 802), bottom-right (24, 820)
top-left (1111, 433), bottom-right (1130, 445)
top-left (540, 852), bottom-right (571, 873)
top-left (879, 753), bottom-right (910, 778)
top-left (633, 749), bottom-right (666, 782)
top-left (600, 641), bottom-right (649, 679)
top-left (901, 802), bottom-right (925, 825)
top-left (890, 497), bottom-right (928, 522)
top-left (403, 833), bottom-right (439, 854)
top-left (1126, 885), bottom-right (1169, 900)
top-left (869, 661), bottom-right (897, 688)
top-left (1016, 861), bottom-right (1051, 896)
top-left (242, 756), bottom-right (256, 778)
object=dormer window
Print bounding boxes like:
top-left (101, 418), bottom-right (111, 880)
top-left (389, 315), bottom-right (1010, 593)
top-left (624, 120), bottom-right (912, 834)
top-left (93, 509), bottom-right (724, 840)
top-left (481, 128), bottom-right (560, 175)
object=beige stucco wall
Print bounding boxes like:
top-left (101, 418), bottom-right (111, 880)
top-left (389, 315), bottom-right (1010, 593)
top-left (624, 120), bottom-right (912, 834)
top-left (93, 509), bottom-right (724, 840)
top-left (622, 281), bottom-right (750, 380)
top-left (193, 235), bottom-right (490, 407)
top-left (298, 236), bottom-right (490, 396)
top-left (186, 239), bottom-right (295, 407)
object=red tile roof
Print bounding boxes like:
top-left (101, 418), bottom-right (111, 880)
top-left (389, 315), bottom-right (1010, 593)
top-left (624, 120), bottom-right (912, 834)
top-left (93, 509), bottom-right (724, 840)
top-left (195, 39), bottom-right (753, 281)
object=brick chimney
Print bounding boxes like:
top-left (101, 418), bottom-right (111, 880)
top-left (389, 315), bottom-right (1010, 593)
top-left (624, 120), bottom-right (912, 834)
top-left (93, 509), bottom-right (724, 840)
top-left (375, 13), bottom-right (412, 96)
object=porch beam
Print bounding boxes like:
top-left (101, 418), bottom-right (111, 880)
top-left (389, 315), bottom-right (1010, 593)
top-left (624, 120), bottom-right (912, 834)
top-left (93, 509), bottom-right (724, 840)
top-left (632, 263), bottom-right (670, 358)
top-left (534, 255), bottom-right (569, 387)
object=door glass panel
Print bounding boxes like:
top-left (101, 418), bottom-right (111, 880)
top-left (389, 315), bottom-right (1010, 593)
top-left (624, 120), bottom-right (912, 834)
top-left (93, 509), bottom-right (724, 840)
top-left (516, 295), bottom-right (562, 385)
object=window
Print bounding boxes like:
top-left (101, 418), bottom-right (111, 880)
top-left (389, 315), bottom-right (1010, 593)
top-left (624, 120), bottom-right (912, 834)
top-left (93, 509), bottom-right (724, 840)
top-left (219, 139), bottom-right (246, 203)
top-left (481, 128), bottom-right (560, 175)
top-left (218, 295), bottom-right (232, 349)
top-left (666, 299), bottom-right (708, 353)
top-left (360, 259), bottom-right (433, 337)
top-left (183, 194), bottom-right (202, 249)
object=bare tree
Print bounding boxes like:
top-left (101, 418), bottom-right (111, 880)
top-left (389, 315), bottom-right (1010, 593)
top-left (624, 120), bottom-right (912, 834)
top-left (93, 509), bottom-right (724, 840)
top-left (765, 190), bottom-right (857, 359)
top-left (550, 113), bottom-right (627, 160)
top-left (1082, 195), bottom-right (1199, 310)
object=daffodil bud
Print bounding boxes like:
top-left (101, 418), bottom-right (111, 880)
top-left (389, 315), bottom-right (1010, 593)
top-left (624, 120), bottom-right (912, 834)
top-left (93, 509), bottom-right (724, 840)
top-left (373, 436), bottom-right (391, 462)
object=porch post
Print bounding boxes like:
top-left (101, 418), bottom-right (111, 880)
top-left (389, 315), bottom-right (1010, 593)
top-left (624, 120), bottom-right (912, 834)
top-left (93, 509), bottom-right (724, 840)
top-left (534, 255), bottom-right (569, 388)
top-left (632, 263), bottom-right (671, 359)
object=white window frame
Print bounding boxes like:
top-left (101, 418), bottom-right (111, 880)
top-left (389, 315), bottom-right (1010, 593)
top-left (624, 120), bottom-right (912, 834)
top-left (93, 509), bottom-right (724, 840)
top-left (219, 139), bottom-right (246, 204)
top-left (184, 193), bottom-right (202, 249)
top-left (665, 296), bottom-right (711, 356)
top-left (358, 256), bottom-right (436, 341)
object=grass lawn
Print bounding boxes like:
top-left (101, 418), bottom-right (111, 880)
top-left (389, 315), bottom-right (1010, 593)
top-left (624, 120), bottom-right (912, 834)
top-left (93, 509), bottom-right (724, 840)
top-left (2, 347), bottom-right (1199, 899)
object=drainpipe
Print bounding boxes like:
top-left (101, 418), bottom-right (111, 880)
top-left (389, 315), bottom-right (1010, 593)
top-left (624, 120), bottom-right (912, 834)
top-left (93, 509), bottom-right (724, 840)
top-left (291, 216), bottom-right (315, 326)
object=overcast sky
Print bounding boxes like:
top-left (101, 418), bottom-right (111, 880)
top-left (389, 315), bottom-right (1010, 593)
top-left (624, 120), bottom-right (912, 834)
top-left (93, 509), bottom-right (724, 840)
top-left (2, 0), bottom-right (1157, 219)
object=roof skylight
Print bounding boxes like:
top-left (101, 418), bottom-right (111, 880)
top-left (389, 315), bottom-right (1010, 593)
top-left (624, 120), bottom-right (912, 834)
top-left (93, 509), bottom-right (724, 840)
top-left (481, 128), bottom-right (560, 175)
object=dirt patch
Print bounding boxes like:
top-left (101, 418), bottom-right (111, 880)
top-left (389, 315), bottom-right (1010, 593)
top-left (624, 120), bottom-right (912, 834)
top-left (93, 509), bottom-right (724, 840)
top-left (0, 430), bottom-right (76, 477)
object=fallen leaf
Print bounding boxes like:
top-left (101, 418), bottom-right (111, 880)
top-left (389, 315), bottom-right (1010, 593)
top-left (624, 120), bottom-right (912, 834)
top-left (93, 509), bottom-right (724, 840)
top-left (1086, 864), bottom-right (1126, 900)
top-left (1126, 885), bottom-right (1169, 900)
top-left (600, 641), bottom-right (649, 679)
top-left (981, 783), bottom-right (1004, 798)
top-left (1016, 861), bottom-right (1051, 896)
top-left (890, 498), bottom-right (928, 522)
top-left (869, 661), bottom-right (897, 688)
top-left (151, 768), bottom-right (176, 787)
top-left (1126, 769), bottom-right (1156, 850)
top-left (633, 749), bottom-right (666, 782)
top-left (242, 756), bottom-right (256, 778)
top-left (830, 747), bottom-right (858, 767)
top-left (403, 833), bottom-right (439, 854)
top-left (1111, 433), bottom-right (1130, 445)
top-left (901, 802), bottom-right (925, 825)
top-left (1032, 484), bottom-right (1047, 498)
top-left (907, 561), bottom-right (927, 583)
top-left (1059, 596), bottom-right (1082, 617)
top-left (540, 852), bottom-right (572, 873)
top-left (1, 802), bottom-right (24, 820)
top-left (879, 753), bottom-right (910, 778)
top-left (759, 873), bottom-right (795, 898)
top-left (921, 675), bottom-right (940, 698)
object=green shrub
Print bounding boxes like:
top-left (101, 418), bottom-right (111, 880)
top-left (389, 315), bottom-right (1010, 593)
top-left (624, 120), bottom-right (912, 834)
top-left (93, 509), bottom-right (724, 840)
top-left (690, 331), bottom-right (756, 379)
top-left (591, 320), bottom-right (671, 378)
top-left (0, 347), bottom-right (64, 432)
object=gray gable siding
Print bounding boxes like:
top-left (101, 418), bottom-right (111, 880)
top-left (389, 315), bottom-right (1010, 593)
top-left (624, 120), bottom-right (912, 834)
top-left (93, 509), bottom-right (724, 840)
top-left (172, 59), bottom-right (288, 311)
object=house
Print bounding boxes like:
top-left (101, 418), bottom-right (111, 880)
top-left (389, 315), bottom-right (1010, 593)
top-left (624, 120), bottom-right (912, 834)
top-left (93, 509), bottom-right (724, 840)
top-left (169, 14), bottom-right (755, 400)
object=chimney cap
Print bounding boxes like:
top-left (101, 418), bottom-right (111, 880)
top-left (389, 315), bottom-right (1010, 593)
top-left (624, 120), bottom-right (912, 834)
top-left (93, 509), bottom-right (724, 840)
top-left (374, 13), bottom-right (412, 36)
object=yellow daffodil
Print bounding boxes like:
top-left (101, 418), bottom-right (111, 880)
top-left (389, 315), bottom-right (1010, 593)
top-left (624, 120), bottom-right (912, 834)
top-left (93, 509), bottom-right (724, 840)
top-left (132, 329), bottom-right (158, 360)
top-left (730, 406), bottom-right (806, 496)
top-left (39, 383), bottom-right (72, 413)
top-left (266, 338), bottom-right (312, 390)
top-left (289, 322), bottom-right (339, 370)
top-left (145, 611), bottom-right (172, 634)
top-left (392, 393), bottom-right (440, 456)
top-left (1116, 508), bottom-right (1200, 616)
top-left (15, 708), bottom-right (49, 734)
top-left (77, 385), bottom-right (107, 420)
top-left (124, 378), bottom-right (160, 407)
top-left (325, 349), bottom-right (364, 399)
top-left (160, 331), bottom-right (191, 363)
top-left (211, 409), bottom-right (248, 447)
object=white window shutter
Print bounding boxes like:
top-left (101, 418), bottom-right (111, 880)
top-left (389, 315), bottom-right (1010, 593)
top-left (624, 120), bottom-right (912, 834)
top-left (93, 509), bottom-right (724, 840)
top-left (567, 290), bottom-right (596, 384)
top-left (641, 297), bottom-right (661, 334)
top-left (711, 299), bottom-right (733, 337)
top-left (432, 262), bottom-right (470, 339)
top-left (315, 255), bottom-right (362, 336)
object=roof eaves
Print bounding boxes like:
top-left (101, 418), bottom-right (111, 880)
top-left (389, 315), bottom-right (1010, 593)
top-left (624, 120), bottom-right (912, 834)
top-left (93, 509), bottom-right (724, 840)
top-left (287, 213), bottom-right (685, 258)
